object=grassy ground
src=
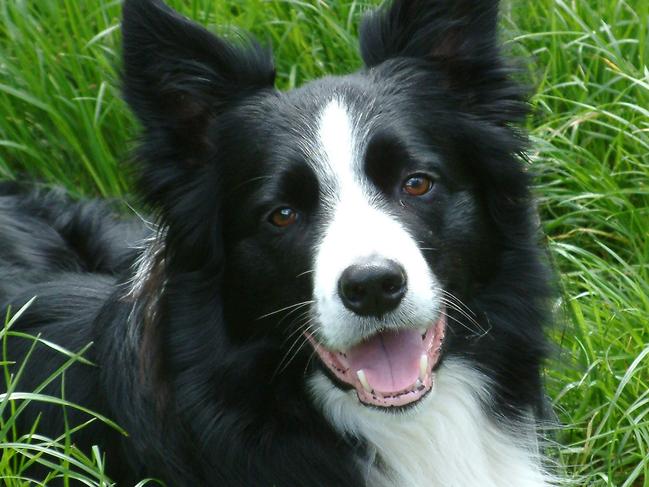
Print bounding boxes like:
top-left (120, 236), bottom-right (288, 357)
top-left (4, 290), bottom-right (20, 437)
top-left (0, 0), bottom-right (647, 485)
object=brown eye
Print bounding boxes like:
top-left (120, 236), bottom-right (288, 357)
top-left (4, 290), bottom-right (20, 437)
top-left (402, 174), bottom-right (434, 196)
top-left (269, 207), bottom-right (299, 228)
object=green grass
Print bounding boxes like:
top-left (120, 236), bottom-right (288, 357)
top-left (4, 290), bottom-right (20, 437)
top-left (510, 1), bottom-right (648, 485)
top-left (0, 301), bottom-right (129, 486)
top-left (0, 0), bottom-right (647, 485)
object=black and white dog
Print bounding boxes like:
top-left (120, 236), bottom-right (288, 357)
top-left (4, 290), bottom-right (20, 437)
top-left (1, 0), bottom-right (556, 485)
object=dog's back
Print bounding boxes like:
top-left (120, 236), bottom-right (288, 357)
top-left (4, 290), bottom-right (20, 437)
top-left (0, 183), bottom-right (146, 277)
top-left (0, 184), bottom-right (147, 481)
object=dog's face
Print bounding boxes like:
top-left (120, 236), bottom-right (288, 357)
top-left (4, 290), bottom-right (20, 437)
top-left (214, 79), bottom-right (495, 407)
top-left (123, 0), bottom-right (529, 409)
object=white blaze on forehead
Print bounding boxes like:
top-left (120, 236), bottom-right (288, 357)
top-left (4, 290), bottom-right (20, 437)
top-left (314, 98), bottom-right (362, 203)
top-left (311, 98), bottom-right (440, 350)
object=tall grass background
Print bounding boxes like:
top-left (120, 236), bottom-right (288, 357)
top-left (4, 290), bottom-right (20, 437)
top-left (0, 0), bottom-right (647, 485)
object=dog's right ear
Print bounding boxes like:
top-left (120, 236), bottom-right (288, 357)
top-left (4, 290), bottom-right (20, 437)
top-left (121, 0), bottom-right (274, 265)
top-left (121, 0), bottom-right (275, 160)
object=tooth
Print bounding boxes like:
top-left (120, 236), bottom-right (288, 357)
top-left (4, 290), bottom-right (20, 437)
top-left (419, 354), bottom-right (428, 381)
top-left (419, 327), bottom-right (427, 336)
top-left (357, 370), bottom-right (372, 394)
top-left (416, 379), bottom-right (423, 388)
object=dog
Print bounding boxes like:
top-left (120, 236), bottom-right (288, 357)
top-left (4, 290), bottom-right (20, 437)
top-left (1, 0), bottom-right (556, 485)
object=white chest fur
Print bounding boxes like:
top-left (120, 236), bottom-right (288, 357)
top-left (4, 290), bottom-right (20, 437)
top-left (309, 359), bottom-right (555, 487)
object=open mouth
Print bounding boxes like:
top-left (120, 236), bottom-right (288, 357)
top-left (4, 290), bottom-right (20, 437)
top-left (306, 312), bottom-right (446, 408)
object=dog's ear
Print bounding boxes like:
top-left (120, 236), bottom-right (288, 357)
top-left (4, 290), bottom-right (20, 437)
top-left (121, 0), bottom-right (275, 158)
top-left (121, 0), bottom-right (275, 265)
top-left (360, 0), bottom-right (524, 124)
top-left (360, 0), bottom-right (500, 66)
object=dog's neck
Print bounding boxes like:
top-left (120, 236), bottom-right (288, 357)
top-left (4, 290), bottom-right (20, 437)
top-left (124, 234), bottom-right (166, 302)
top-left (309, 359), bottom-right (554, 487)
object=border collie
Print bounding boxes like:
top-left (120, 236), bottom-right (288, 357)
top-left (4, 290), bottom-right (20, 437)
top-left (1, 0), bottom-right (556, 485)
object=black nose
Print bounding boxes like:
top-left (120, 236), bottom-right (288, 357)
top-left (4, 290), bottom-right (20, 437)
top-left (338, 260), bottom-right (407, 317)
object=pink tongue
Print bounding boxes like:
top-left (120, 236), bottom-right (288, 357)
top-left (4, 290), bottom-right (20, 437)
top-left (346, 329), bottom-right (424, 393)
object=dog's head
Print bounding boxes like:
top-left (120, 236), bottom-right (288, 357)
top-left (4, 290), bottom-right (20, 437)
top-left (123, 0), bottom-right (542, 410)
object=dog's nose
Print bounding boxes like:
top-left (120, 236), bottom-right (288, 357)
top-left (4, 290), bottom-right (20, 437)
top-left (338, 260), bottom-right (407, 317)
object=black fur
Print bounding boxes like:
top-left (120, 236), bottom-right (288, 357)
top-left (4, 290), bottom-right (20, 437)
top-left (1, 0), bottom-right (552, 485)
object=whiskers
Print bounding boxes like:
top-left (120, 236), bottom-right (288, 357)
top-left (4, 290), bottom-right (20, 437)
top-left (416, 240), bottom-right (437, 253)
top-left (255, 300), bottom-right (314, 321)
top-left (254, 298), bottom-right (319, 380)
top-left (295, 269), bottom-right (315, 279)
top-left (272, 312), bottom-right (318, 380)
top-left (414, 242), bottom-right (490, 338)
top-left (439, 289), bottom-right (490, 339)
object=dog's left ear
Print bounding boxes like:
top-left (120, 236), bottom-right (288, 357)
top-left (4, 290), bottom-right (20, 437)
top-left (360, 0), bottom-right (524, 124)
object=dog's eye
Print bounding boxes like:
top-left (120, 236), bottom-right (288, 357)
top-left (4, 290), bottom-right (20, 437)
top-left (269, 207), bottom-right (299, 228)
top-left (402, 174), bottom-right (434, 196)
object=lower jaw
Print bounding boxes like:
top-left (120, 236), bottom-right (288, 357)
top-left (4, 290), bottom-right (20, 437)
top-left (355, 367), bottom-right (435, 408)
top-left (360, 386), bottom-right (434, 413)
top-left (314, 359), bottom-right (439, 412)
